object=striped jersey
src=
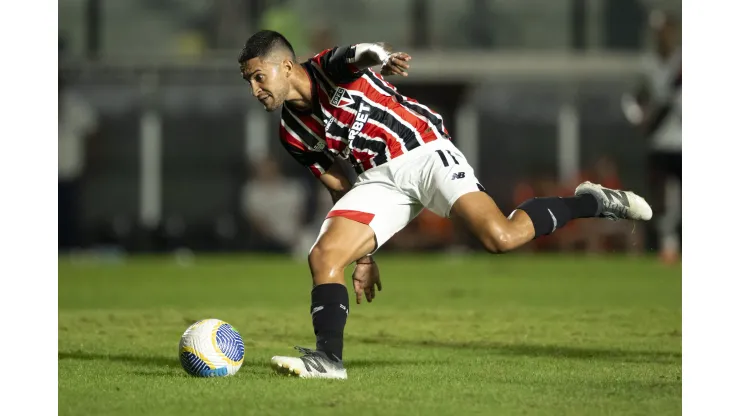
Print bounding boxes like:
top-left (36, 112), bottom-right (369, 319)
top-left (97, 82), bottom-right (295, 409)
top-left (279, 45), bottom-right (450, 178)
top-left (643, 47), bottom-right (681, 152)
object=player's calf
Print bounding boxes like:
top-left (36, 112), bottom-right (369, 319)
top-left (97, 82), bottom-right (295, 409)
top-left (452, 181), bottom-right (651, 254)
top-left (503, 182), bottom-right (651, 250)
top-left (307, 282), bottom-right (349, 362)
top-left (305, 243), bottom-right (358, 364)
top-left (300, 216), bottom-right (376, 367)
top-left (475, 209), bottom-right (536, 253)
top-left (514, 193), bottom-right (600, 241)
top-left (470, 194), bottom-right (599, 253)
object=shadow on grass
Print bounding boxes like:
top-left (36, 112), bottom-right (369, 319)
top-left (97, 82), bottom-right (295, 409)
top-left (353, 337), bottom-right (681, 365)
top-left (346, 358), bottom-right (437, 368)
top-left (59, 351), bottom-right (179, 368)
top-left (58, 351), bottom-right (265, 368)
top-left (58, 351), bottom-right (429, 375)
top-left (58, 351), bottom-right (274, 378)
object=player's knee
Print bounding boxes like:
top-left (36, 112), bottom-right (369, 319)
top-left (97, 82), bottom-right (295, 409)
top-left (481, 227), bottom-right (516, 254)
top-left (308, 242), bottom-right (347, 282)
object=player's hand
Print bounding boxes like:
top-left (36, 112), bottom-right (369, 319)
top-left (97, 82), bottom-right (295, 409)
top-left (352, 257), bottom-right (382, 304)
top-left (381, 52), bottom-right (411, 77)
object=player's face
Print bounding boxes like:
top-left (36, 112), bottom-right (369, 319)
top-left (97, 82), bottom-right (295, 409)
top-left (241, 57), bottom-right (290, 112)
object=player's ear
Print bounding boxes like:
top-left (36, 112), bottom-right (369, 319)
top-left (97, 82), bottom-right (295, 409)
top-left (283, 59), bottom-right (293, 77)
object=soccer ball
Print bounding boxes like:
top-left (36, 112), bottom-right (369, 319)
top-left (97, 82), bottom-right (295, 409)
top-left (178, 318), bottom-right (245, 377)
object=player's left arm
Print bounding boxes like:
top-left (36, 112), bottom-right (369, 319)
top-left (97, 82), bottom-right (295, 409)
top-left (318, 160), bottom-right (353, 204)
top-left (316, 43), bottom-right (412, 83)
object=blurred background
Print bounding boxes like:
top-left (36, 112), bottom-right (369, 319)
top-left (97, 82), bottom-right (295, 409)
top-left (58, 0), bottom-right (682, 263)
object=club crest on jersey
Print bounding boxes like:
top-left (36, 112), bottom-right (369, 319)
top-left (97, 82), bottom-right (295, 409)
top-left (330, 87), bottom-right (354, 108)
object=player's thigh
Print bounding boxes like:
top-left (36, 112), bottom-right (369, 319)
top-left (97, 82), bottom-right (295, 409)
top-left (448, 191), bottom-right (534, 251)
top-left (412, 140), bottom-right (533, 249)
top-left (310, 216), bottom-right (377, 274)
top-left (314, 181), bottom-right (421, 261)
top-left (414, 139), bottom-right (486, 219)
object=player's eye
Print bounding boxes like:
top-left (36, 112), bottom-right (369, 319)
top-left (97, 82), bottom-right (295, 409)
top-left (255, 74), bottom-right (265, 82)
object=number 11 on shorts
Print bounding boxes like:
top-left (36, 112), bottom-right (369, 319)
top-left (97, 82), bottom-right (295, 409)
top-left (435, 149), bottom-right (459, 167)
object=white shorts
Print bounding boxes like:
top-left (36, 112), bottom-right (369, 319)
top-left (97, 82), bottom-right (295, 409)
top-left (324, 139), bottom-right (483, 252)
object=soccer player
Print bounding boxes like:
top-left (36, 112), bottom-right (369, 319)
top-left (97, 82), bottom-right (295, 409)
top-left (238, 30), bottom-right (652, 379)
top-left (622, 10), bottom-right (681, 264)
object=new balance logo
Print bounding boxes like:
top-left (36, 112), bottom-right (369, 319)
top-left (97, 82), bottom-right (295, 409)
top-left (603, 189), bottom-right (630, 207)
top-left (310, 141), bottom-right (326, 152)
top-left (451, 172), bottom-right (466, 180)
top-left (301, 356), bottom-right (327, 373)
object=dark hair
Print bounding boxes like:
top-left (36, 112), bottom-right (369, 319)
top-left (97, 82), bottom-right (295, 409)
top-left (238, 30), bottom-right (296, 64)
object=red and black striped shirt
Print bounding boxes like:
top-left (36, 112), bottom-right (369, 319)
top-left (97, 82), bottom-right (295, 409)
top-left (279, 45), bottom-right (450, 178)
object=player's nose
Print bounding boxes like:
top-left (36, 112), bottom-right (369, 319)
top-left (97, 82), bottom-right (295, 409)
top-left (249, 82), bottom-right (261, 97)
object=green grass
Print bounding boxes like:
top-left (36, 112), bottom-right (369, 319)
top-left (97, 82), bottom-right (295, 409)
top-left (59, 254), bottom-right (681, 416)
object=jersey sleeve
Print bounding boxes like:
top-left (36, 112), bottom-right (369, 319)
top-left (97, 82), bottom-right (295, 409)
top-left (279, 124), bottom-right (335, 178)
top-left (312, 46), bottom-right (365, 84)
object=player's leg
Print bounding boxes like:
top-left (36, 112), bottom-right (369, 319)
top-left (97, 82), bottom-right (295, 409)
top-left (271, 176), bottom-right (420, 379)
top-left (450, 190), bottom-right (608, 253)
top-left (271, 216), bottom-right (374, 380)
top-left (420, 139), bottom-right (651, 253)
top-left (309, 216), bottom-right (377, 286)
top-left (454, 182), bottom-right (652, 253)
top-left (305, 216), bottom-right (374, 368)
top-left (650, 151), bottom-right (681, 263)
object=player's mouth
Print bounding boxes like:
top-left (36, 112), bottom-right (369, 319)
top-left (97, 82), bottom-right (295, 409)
top-left (258, 95), bottom-right (271, 103)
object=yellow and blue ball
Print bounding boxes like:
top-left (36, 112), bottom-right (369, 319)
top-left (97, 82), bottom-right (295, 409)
top-left (178, 319), bottom-right (245, 377)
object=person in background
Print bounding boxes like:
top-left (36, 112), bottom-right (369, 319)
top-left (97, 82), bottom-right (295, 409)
top-left (58, 70), bottom-right (99, 252)
top-left (240, 157), bottom-right (307, 253)
top-left (622, 10), bottom-right (681, 264)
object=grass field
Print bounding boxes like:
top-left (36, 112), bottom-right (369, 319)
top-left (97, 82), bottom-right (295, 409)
top-left (59, 254), bottom-right (681, 416)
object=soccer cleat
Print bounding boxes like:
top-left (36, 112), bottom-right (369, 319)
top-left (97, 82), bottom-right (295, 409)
top-left (270, 346), bottom-right (348, 379)
top-left (575, 181), bottom-right (653, 221)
